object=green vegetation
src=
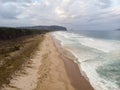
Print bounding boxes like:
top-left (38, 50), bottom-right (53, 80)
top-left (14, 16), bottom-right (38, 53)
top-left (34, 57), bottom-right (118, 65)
top-left (0, 27), bottom-right (50, 88)
top-left (0, 27), bottom-right (50, 40)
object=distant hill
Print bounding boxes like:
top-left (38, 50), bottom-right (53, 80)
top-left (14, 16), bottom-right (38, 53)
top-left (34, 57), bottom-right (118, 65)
top-left (17, 25), bottom-right (67, 31)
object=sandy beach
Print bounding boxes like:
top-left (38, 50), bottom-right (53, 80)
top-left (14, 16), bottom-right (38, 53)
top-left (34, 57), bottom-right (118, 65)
top-left (3, 33), bottom-right (94, 90)
top-left (51, 34), bottom-right (94, 90)
top-left (34, 33), bottom-right (75, 90)
top-left (35, 33), bottom-right (94, 90)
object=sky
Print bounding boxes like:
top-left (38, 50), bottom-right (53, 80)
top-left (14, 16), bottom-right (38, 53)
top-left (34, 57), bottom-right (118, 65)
top-left (0, 0), bottom-right (120, 30)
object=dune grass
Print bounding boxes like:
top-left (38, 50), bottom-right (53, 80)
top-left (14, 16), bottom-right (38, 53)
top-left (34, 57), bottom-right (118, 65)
top-left (0, 34), bottom-right (45, 88)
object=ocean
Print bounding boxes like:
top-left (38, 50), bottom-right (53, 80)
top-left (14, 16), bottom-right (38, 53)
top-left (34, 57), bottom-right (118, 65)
top-left (52, 30), bottom-right (120, 90)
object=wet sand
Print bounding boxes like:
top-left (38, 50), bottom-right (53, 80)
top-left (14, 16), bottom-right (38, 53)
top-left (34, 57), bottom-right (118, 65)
top-left (62, 57), bottom-right (94, 90)
top-left (51, 34), bottom-right (94, 90)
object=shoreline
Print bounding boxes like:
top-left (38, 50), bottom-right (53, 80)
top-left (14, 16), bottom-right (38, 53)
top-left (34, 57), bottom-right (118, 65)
top-left (61, 56), bottom-right (94, 90)
top-left (2, 33), bottom-right (94, 90)
top-left (51, 33), bottom-right (94, 90)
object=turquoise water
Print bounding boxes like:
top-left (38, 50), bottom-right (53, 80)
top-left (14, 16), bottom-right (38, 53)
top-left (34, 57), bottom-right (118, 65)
top-left (52, 30), bottom-right (120, 90)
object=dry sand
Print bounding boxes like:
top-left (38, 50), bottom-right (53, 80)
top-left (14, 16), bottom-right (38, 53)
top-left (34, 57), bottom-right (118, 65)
top-left (34, 33), bottom-right (75, 90)
top-left (3, 33), bottom-right (94, 90)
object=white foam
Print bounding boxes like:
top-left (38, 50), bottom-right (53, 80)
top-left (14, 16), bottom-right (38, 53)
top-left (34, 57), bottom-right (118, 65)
top-left (80, 62), bottom-right (119, 90)
top-left (77, 37), bottom-right (120, 53)
top-left (52, 31), bottom-right (120, 90)
top-left (52, 31), bottom-right (120, 53)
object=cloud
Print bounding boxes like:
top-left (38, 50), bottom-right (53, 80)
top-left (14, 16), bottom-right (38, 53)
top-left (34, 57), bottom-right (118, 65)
top-left (55, 0), bottom-right (75, 19)
top-left (0, 0), bottom-right (32, 3)
top-left (0, 0), bottom-right (120, 30)
top-left (96, 0), bottom-right (112, 9)
top-left (0, 3), bottom-right (22, 19)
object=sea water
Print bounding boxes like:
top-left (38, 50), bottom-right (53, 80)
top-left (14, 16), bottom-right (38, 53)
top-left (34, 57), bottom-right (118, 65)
top-left (52, 30), bottom-right (120, 90)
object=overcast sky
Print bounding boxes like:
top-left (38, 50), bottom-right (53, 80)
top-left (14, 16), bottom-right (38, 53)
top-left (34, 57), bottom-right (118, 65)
top-left (0, 0), bottom-right (120, 30)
